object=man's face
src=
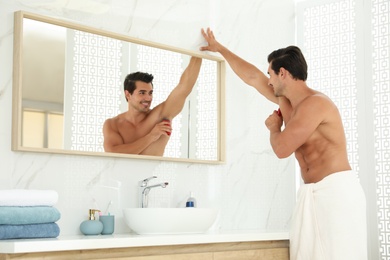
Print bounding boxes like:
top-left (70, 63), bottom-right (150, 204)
top-left (267, 64), bottom-right (282, 97)
top-left (127, 81), bottom-right (153, 112)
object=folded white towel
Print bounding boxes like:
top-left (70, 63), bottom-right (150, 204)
top-left (0, 189), bottom-right (58, 206)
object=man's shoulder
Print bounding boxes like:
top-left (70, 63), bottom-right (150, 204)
top-left (295, 92), bottom-right (337, 123)
top-left (105, 114), bottom-right (119, 123)
top-left (302, 92), bottom-right (333, 107)
top-left (104, 113), bottom-right (127, 126)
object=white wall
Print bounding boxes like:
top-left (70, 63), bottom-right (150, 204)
top-left (0, 0), bottom-right (296, 235)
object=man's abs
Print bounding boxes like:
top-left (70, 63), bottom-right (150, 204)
top-left (295, 147), bottom-right (351, 184)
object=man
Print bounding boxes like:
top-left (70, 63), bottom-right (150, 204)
top-left (200, 28), bottom-right (367, 259)
top-left (103, 56), bottom-right (202, 156)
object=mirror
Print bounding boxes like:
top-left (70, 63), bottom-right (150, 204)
top-left (12, 11), bottom-right (225, 164)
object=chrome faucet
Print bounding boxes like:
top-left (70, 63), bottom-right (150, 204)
top-left (138, 176), bottom-right (168, 208)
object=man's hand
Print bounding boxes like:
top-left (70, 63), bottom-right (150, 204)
top-left (149, 120), bottom-right (172, 141)
top-left (200, 28), bottom-right (220, 52)
top-left (265, 110), bottom-right (283, 132)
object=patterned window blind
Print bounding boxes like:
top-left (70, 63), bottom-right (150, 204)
top-left (300, 0), bottom-right (359, 171)
top-left (66, 30), bottom-right (122, 152)
top-left (195, 59), bottom-right (218, 161)
top-left (372, 0), bottom-right (390, 258)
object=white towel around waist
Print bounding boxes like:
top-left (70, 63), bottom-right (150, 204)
top-left (290, 170), bottom-right (367, 260)
top-left (0, 189), bottom-right (58, 206)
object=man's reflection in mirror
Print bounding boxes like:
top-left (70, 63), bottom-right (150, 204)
top-left (103, 56), bottom-right (202, 156)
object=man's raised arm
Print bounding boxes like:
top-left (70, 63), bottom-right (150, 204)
top-left (200, 28), bottom-right (277, 103)
top-left (160, 56), bottom-right (202, 118)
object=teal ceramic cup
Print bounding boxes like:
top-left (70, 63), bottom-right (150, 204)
top-left (99, 215), bottom-right (115, 235)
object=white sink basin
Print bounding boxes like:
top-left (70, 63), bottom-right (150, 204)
top-left (123, 208), bottom-right (218, 235)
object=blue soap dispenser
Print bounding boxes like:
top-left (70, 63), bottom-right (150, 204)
top-left (80, 209), bottom-right (103, 235)
top-left (185, 192), bottom-right (197, 208)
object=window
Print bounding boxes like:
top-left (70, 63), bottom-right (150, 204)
top-left (22, 110), bottom-right (64, 149)
top-left (297, 0), bottom-right (390, 258)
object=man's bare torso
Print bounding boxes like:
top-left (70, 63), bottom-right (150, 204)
top-left (107, 112), bottom-right (169, 156)
top-left (288, 94), bottom-right (351, 183)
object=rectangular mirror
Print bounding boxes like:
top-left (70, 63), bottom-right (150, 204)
top-left (12, 11), bottom-right (225, 164)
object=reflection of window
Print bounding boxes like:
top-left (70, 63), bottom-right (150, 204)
top-left (65, 30), bottom-right (218, 159)
top-left (22, 110), bottom-right (64, 149)
top-left (64, 29), bottom-right (123, 152)
top-left (194, 59), bottom-right (218, 161)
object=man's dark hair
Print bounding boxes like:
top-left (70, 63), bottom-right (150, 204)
top-left (124, 72), bottom-right (154, 95)
top-left (267, 46), bottom-right (308, 81)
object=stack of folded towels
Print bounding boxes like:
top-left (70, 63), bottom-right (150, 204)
top-left (0, 189), bottom-right (61, 240)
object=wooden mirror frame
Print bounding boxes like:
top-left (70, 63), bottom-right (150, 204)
top-left (12, 11), bottom-right (226, 164)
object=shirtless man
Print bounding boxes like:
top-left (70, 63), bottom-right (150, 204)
top-left (200, 28), bottom-right (367, 259)
top-left (103, 56), bottom-right (202, 156)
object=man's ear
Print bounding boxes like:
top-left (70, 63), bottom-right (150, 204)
top-left (124, 90), bottom-right (131, 102)
top-left (279, 67), bottom-right (287, 78)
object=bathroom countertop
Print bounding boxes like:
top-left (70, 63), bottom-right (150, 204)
top-left (0, 230), bottom-right (289, 254)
